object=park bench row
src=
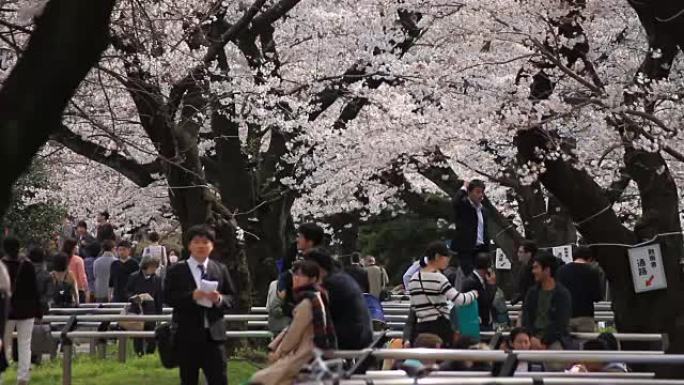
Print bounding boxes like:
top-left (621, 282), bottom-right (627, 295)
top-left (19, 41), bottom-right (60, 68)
top-left (22, 309), bottom-right (673, 385)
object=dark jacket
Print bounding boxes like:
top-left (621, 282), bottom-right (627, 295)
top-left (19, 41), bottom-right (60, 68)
top-left (3, 257), bottom-right (41, 320)
top-left (0, 290), bottom-right (7, 336)
top-left (345, 264), bottom-right (369, 293)
top-left (277, 270), bottom-right (295, 318)
top-left (512, 262), bottom-right (535, 305)
top-left (0, 288), bottom-right (7, 368)
top-left (76, 233), bottom-right (96, 257)
top-left (556, 262), bottom-right (602, 318)
top-left (96, 223), bottom-right (116, 243)
top-left (33, 262), bottom-right (53, 317)
top-left (450, 189), bottom-right (489, 253)
top-left (126, 272), bottom-right (164, 314)
top-left (109, 259), bottom-right (140, 303)
top-left (323, 271), bottom-right (373, 350)
top-left (164, 259), bottom-right (235, 342)
top-left (461, 272), bottom-right (497, 328)
top-left (84, 257), bottom-right (96, 296)
top-left (522, 282), bottom-right (572, 346)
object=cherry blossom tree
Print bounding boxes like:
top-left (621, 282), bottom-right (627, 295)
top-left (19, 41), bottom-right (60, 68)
top-left (283, 0), bottom-right (684, 364)
top-left (301, 0), bottom-right (684, 365)
top-left (4, 0), bottom-right (684, 355)
top-left (17, 0), bottom-right (435, 305)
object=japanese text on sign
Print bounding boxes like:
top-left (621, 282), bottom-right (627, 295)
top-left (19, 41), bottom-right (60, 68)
top-left (628, 244), bottom-right (667, 293)
top-left (495, 248), bottom-right (511, 270)
top-left (552, 245), bottom-right (573, 264)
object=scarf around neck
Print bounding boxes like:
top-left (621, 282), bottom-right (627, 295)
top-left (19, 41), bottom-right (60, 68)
top-left (293, 283), bottom-right (337, 350)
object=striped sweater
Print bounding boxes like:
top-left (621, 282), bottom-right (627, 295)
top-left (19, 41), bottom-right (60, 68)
top-left (408, 270), bottom-right (478, 322)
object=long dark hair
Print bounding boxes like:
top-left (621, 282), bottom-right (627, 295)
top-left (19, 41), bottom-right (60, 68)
top-left (2, 236), bottom-right (20, 259)
top-left (52, 252), bottom-right (70, 272)
top-left (61, 238), bottom-right (78, 260)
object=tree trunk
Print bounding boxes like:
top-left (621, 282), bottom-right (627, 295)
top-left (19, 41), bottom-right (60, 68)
top-left (246, 192), bottom-right (295, 305)
top-left (516, 127), bottom-right (684, 376)
top-left (213, 218), bottom-right (250, 311)
top-left (513, 182), bottom-right (548, 242)
top-left (623, 148), bottom-right (684, 374)
top-left (166, 83), bottom-right (213, 235)
top-left (0, 0), bottom-right (115, 218)
top-left (210, 110), bottom-right (296, 307)
top-left (327, 211), bottom-right (361, 257)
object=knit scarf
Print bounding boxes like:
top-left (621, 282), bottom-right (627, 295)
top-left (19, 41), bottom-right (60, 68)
top-left (294, 284), bottom-right (337, 350)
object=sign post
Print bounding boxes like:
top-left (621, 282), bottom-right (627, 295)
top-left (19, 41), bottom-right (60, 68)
top-left (552, 245), bottom-right (573, 264)
top-left (628, 243), bottom-right (667, 293)
top-left (495, 248), bottom-right (512, 270)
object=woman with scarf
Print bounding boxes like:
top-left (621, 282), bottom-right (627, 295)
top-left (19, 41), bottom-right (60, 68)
top-left (250, 260), bottom-right (336, 385)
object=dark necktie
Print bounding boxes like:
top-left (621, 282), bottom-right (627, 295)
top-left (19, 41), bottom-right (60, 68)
top-left (197, 264), bottom-right (207, 280)
top-left (197, 264), bottom-right (209, 328)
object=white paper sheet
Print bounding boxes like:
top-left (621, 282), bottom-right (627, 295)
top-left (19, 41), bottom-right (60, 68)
top-left (196, 279), bottom-right (219, 308)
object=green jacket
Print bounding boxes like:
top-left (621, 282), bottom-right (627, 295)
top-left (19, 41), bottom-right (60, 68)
top-left (522, 282), bottom-right (572, 346)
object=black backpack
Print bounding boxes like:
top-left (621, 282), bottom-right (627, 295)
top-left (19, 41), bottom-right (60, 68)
top-left (155, 322), bottom-right (179, 368)
top-left (51, 273), bottom-right (75, 307)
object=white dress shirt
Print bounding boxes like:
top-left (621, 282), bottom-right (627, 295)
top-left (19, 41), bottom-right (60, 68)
top-left (403, 261), bottom-right (422, 293)
top-left (469, 199), bottom-right (485, 246)
top-left (187, 256), bottom-right (213, 327)
top-left (186, 256), bottom-right (210, 289)
top-left (462, 185), bottom-right (485, 246)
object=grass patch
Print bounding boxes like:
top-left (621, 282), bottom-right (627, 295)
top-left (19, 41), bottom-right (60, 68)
top-left (2, 353), bottom-right (262, 385)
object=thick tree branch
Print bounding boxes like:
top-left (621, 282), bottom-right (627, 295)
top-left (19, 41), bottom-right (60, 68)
top-left (50, 124), bottom-right (160, 187)
top-left (332, 98), bottom-right (368, 130)
top-left (604, 169), bottom-right (632, 204)
top-left (408, 148), bottom-right (463, 197)
top-left (0, 0), bottom-right (116, 217)
top-left (167, 0), bottom-right (270, 118)
top-left (249, 0), bottom-right (302, 32)
top-left (515, 126), bottom-right (642, 290)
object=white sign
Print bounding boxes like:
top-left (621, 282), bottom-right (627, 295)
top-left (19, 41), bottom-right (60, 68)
top-left (552, 245), bottom-right (573, 264)
top-left (495, 248), bottom-right (511, 270)
top-left (629, 244), bottom-right (667, 293)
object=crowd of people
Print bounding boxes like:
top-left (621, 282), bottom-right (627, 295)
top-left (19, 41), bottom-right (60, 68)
top-left (254, 180), bottom-right (617, 384)
top-left (258, 247), bottom-right (613, 382)
top-left (0, 181), bottom-right (624, 385)
top-left (0, 212), bottom-right (180, 384)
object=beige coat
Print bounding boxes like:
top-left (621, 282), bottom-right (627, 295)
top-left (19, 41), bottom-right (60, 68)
top-left (367, 265), bottom-right (389, 299)
top-left (250, 298), bottom-right (315, 385)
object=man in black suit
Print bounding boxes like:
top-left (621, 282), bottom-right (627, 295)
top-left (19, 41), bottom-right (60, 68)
top-left (345, 253), bottom-right (369, 293)
top-left (75, 221), bottom-right (96, 257)
top-left (450, 179), bottom-right (489, 275)
top-left (461, 252), bottom-right (497, 331)
top-left (96, 211), bottom-right (117, 243)
top-left (165, 225), bottom-right (235, 385)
